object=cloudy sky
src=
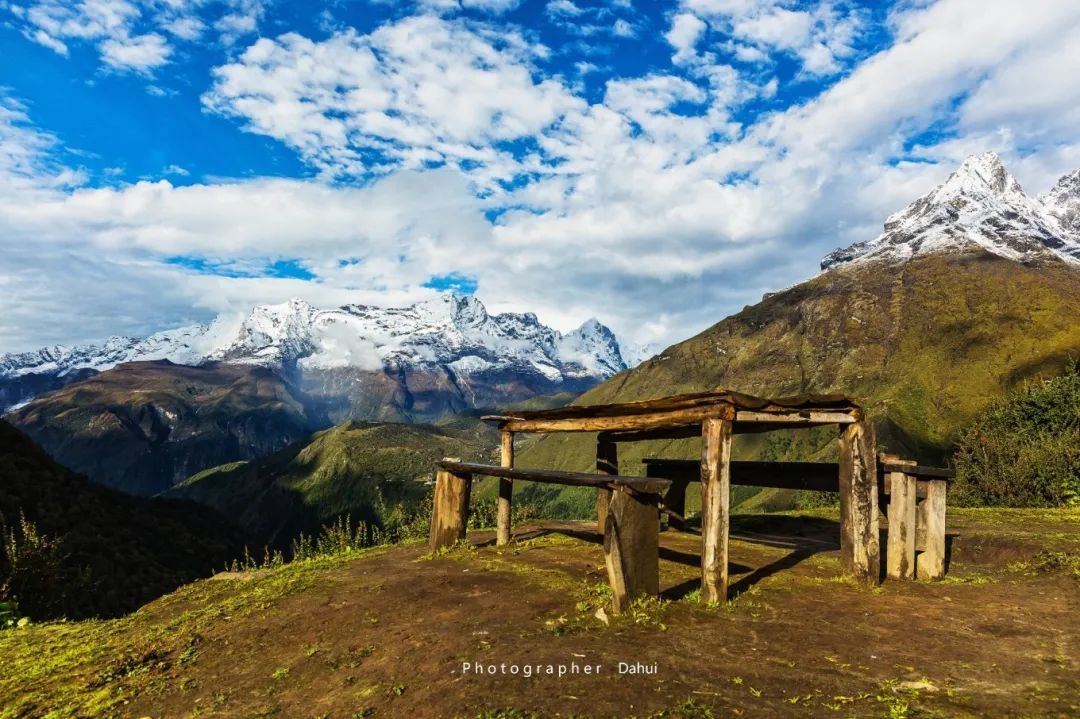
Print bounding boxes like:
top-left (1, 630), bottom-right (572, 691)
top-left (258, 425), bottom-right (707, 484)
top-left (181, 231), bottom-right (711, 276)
top-left (1, 0), bottom-right (1079, 354)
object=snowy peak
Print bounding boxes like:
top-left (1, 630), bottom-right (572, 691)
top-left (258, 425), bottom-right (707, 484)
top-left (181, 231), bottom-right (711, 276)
top-left (822, 152), bottom-right (1080, 270)
top-left (1, 296), bottom-right (632, 403)
top-left (1040, 169), bottom-right (1080, 242)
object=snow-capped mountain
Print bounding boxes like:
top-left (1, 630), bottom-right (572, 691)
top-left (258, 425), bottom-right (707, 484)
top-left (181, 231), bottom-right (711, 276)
top-left (0, 295), bottom-right (630, 413)
top-left (822, 152), bottom-right (1080, 270)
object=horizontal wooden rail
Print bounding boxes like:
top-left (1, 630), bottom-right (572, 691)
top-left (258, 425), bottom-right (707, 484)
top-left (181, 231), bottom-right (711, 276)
top-left (437, 460), bottom-right (672, 495)
top-left (642, 458), bottom-right (840, 492)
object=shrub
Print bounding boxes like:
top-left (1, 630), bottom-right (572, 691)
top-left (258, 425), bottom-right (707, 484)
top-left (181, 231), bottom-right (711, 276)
top-left (953, 363), bottom-right (1080, 507)
top-left (0, 513), bottom-right (68, 619)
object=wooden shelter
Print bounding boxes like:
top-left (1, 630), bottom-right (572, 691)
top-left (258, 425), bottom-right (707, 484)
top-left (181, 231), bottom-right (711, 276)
top-left (428, 389), bottom-right (949, 612)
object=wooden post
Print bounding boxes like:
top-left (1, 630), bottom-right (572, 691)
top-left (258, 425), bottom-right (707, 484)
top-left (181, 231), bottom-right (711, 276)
top-left (429, 468), bottom-right (472, 551)
top-left (886, 471), bottom-right (917, 579)
top-left (602, 489), bottom-right (660, 614)
top-left (596, 435), bottom-right (617, 535)
top-left (700, 417), bottom-right (733, 604)
top-left (917, 479), bottom-right (947, 580)
top-left (496, 431), bottom-right (514, 546)
top-left (838, 421), bottom-right (880, 584)
top-left (664, 478), bottom-right (690, 532)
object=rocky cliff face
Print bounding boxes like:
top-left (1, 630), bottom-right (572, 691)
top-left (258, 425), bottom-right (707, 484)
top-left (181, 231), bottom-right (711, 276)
top-left (6, 362), bottom-right (319, 496)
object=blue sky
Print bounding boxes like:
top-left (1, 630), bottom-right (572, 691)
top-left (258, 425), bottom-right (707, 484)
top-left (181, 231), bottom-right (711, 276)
top-left (1, 0), bottom-right (1079, 352)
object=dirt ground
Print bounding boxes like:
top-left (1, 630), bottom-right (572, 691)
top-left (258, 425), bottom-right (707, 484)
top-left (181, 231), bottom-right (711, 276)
top-left (4, 509), bottom-right (1079, 718)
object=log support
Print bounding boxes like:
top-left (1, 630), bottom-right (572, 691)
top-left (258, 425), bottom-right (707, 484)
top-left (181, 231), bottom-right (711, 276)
top-left (700, 417), bottom-right (733, 604)
top-left (496, 431), bottom-right (514, 546)
top-left (429, 469), bottom-right (472, 551)
top-left (663, 477), bottom-right (690, 532)
top-left (596, 436), bottom-right (617, 534)
top-left (916, 479), bottom-right (947, 580)
top-left (886, 471), bottom-right (917, 579)
top-left (602, 488), bottom-right (660, 614)
top-left (839, 421), bottom-right (881, 584)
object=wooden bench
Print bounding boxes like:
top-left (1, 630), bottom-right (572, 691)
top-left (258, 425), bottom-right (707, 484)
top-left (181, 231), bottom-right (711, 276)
top-left (430, 460), bottom-right (672, 612)
top-left (643, 453), bottom-right (953, 580)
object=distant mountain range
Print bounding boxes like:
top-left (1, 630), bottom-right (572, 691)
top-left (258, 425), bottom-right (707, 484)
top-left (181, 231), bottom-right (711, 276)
top-left (1, 295), bottom-right (632, 415)
top-left (822, 151), bottom-right (1080, 269)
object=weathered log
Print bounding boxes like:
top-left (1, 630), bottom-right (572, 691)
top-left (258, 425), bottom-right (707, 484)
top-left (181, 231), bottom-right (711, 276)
top-left (917, 479), bottom-right (947, 580)
top-left (429, 468), bottom-right (472, 551)
top-left (701, 418), bottom-right (733, 604)
top-left (496, 431), bottom-right (514, 547)
top-left (436, 460), bottom-right (671, 495)
top-left (596, 436), bottom-right (617, 534)
top-left (644, 458), bottom-right (840, 492)
top-left (839, 421), bottom-right (881, 584)
top-left (495, 404), bottom-right (735, 434)
top-left (603, 489), bottom-right (660, 614)
top-left (886, 471), bottom-right (917, 579)
top-left (662, 477), bottom-right (691, 532)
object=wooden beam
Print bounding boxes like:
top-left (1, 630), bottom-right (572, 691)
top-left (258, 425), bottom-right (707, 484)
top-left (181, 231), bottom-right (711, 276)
top-left (917, 479), bottom-right (947, 580)
top-left (499, 404), bottom-right (735, 434)
top-left (436, 460), bottom-right (671, 495)
top-left (603, 488), bottom-right (660, 614)
top-left (596, 436), bottom-right (617, 535)
top-left (603, 425), bottom-right (703, 443)
top-left (496, 431), bottom-right (514, 547)
top-left (880, 462), bottom-right (954, 479)
top-left (839, 421), bottom-right (881, 584)
top-left (735, 410), bottom-right (859, 425)
top-left (429, 468), bottom-right (472, 551)
top-left (662, 478), bottom-right (691, 532)
top-left (701, 418), bottom-right (733, 604)
top-left (886, 471), bottom-right (917, 580)
top-left (643, 458), bottom-right (840, 492)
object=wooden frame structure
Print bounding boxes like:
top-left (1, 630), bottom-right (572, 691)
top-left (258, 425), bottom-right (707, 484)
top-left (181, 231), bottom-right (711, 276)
top-left (642, 454), bottom-right (951, 581)
top-left (429, 390), bottom-right (950, 612)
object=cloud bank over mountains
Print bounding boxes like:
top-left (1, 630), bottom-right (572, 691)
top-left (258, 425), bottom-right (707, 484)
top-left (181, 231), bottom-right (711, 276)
top-left (1, 0), bottom-right (1080, 353)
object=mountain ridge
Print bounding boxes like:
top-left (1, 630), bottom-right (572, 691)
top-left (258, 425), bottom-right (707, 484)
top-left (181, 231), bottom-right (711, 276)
top-left (822, 151), bottom-right (1080, 270)
top-left (0, 295), bottom-right (628, 412)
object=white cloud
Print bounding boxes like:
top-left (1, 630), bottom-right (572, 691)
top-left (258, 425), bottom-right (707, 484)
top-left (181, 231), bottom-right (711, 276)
top-left (8, 0), bottom-right (266, 74)
top-left (4, 0), bottom-right (1080, 354)
top-left (665, 12), bottom-right (707, 65)
top-left (204, 16), bottom-right (584, 184)
top-left (100, 32), bottom-right (171, 72)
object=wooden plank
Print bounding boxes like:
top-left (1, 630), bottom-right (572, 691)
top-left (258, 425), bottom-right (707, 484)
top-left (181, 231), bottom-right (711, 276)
top-left (603, 488), bottom-right (660, 614)
top-left (917, 479), bottom-right (947, 580)
top-left (701, 418), bottom-right (733, 604)
top-left (496, 431), bottom-right (514, 547)
top-left (429, 469), bottom-right (472, 551)
top-left (839, 421), bottom-right (881, 584)
top-left (643, 458), bottom-right (840, 492)
top-left (604, 425), bottom-right (703, 443)
top-left (886, 471), bottom-right (917, 580)
top-left (499, 403), bottom-right (735, 434)
top-left (734, 410), bottom-right (859, 425)
top-left (437, 460), bottom-right (671, 495)
top-left (482, 389), bottom-right (859, 423)
top-left (880, 462), bottom-right (954, 479)
top-left (596, 436), bottom-right (617, 534)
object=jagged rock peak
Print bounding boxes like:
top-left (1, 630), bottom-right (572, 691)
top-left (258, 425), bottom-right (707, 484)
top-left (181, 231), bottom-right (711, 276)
top-left (821, 152), bottom-right (1080, 270)
top-left (1, 295), bottom-right (635, 409)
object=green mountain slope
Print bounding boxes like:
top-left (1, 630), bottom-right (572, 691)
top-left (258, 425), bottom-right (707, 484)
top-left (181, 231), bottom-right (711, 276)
top-left (515, 253), bottom-right (1080, 511)
top-left (6, 361), bottom-right (324, 496)
top-left (166, 419), bottom-right (497, 547)
top-left (0, 420), bottom-right (249, 620)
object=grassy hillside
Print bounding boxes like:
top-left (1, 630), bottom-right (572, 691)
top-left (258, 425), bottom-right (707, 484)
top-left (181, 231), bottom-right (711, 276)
top-left (0, 420), bottom-right (249, 620)
top-left (2, 508), bottom-right (1077, 718)
top-left (168, 419), bottom-right (498, 547)
top-left (515, 254), bottom-right (1080, 508)
top-left (6, 361), bottom-right (323, 496)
